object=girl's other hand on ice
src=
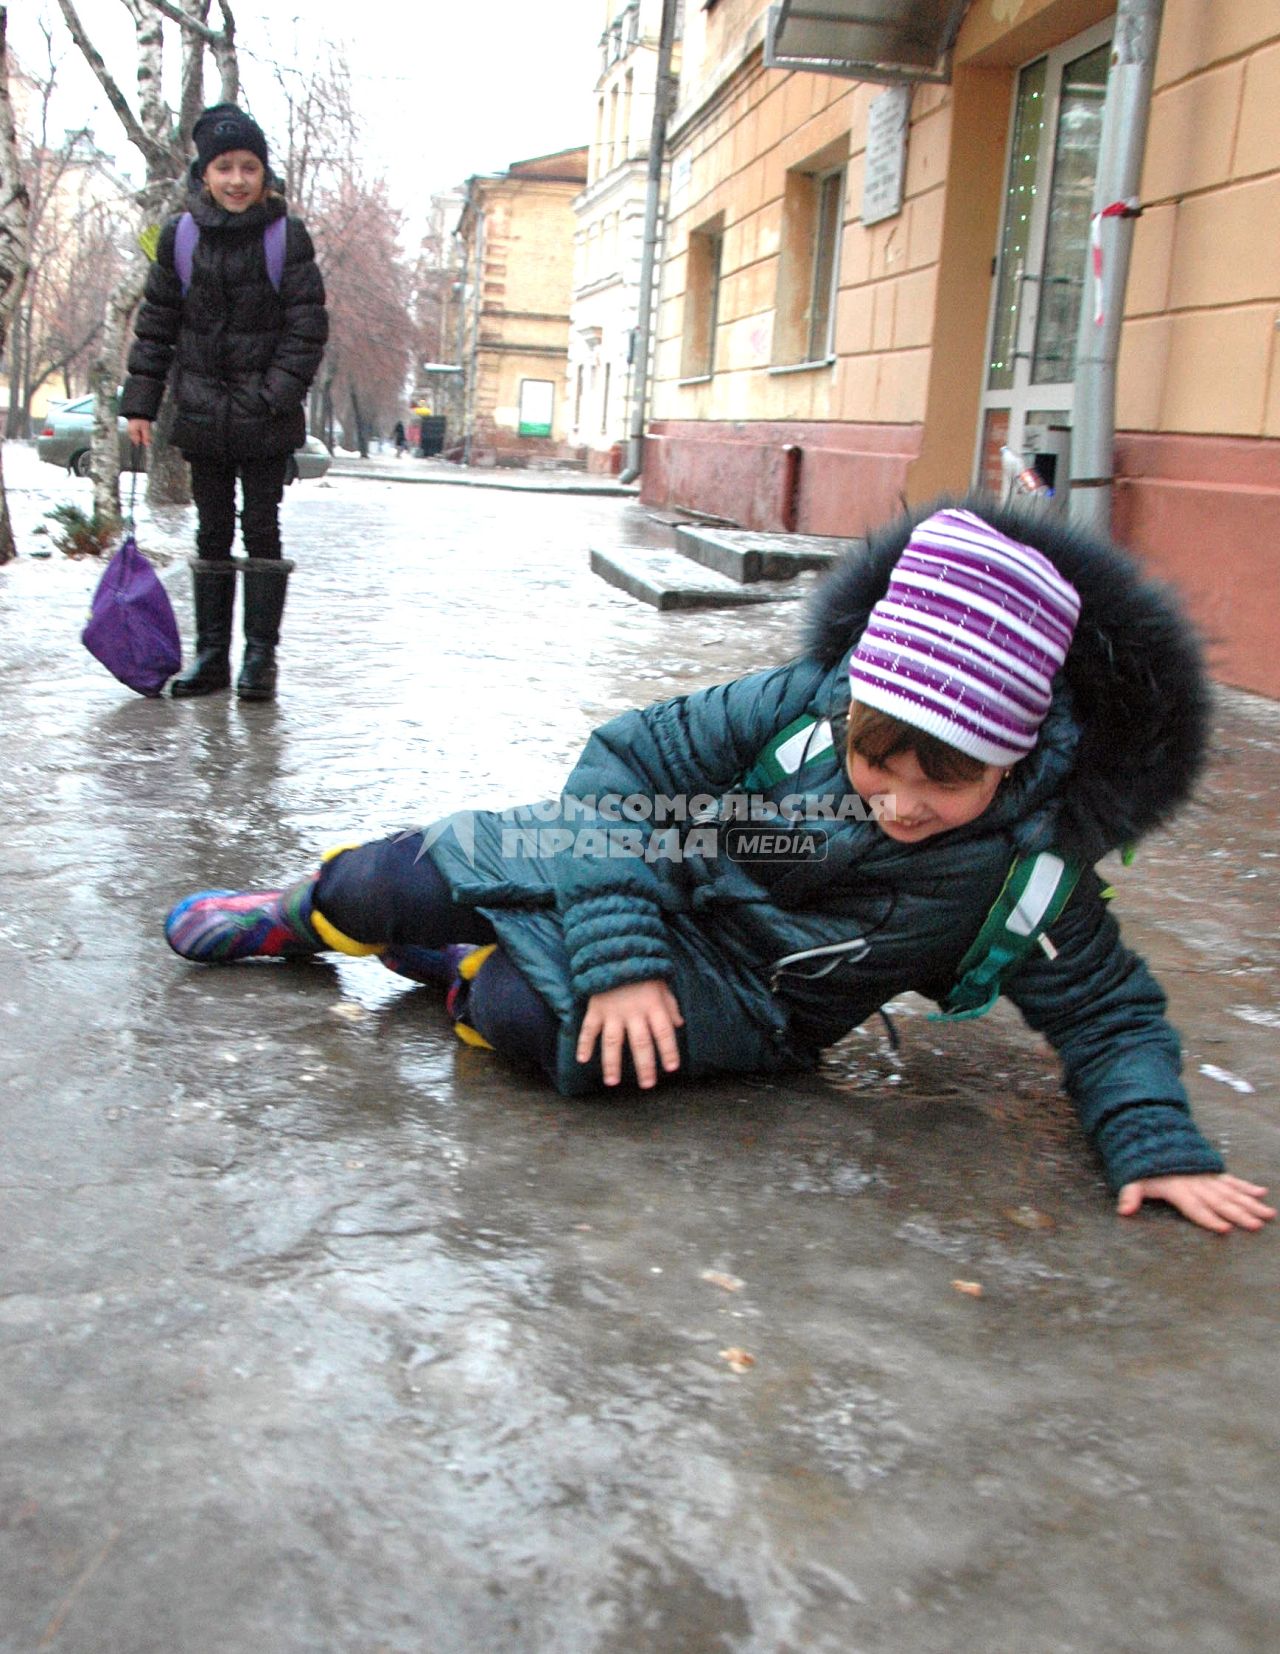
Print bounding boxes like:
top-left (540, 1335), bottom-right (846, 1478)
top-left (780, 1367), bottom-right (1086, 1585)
top-left (577, 980), bottom-right (684, 1088)
top-left (1116, 1173), bottom-right (1275, 1234)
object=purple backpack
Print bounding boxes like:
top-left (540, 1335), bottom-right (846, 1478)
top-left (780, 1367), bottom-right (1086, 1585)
top-left (174, 211), bottom-right (287, 294)
top-left (82, 535), bottom-right (182, 696)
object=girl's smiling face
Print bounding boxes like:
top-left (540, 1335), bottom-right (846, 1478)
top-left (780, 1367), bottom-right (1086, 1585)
top-left (203, 149), bottom-right (267, 212)
top-left (847, 746), bottom-right (1006, 843)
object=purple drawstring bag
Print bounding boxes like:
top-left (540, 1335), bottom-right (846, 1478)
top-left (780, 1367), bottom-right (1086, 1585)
top-left (82, 532), bottom-right (182, 696)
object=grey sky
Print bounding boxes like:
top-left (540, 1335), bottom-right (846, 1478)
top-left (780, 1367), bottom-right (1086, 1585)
top-left (18, 1), bottom-right (602, 220)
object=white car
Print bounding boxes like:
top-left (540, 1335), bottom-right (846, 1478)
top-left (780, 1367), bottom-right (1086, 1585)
top-left (36, 395), bottom-right (332, 480)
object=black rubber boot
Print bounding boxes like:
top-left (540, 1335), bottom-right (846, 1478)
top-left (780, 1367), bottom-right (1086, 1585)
top-left (170, 560), bottom-right (236, 698)
top-left (236, 558), bottom-right (294, 702)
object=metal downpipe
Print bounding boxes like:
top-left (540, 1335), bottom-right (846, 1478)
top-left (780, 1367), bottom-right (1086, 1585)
top-left (1068, 0), bottom-right (1165, 535)
top-left (462, 203), bottom-right (484, 469)
top-left (618, 0), bottom-right (679, 486)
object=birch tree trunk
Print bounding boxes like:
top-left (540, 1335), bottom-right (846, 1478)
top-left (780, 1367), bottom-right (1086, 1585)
top-left (0, 6), bottom-right (33, 564)
top-left (125, 0), bottom-right (191, 506)
top-left (89, 267), bottom-right (145, 529)
top-left (59, 0), bottom-right (241, 516)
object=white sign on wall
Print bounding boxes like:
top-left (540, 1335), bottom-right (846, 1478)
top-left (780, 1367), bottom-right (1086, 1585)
top-left (861, 84), bottom-right (911, 226)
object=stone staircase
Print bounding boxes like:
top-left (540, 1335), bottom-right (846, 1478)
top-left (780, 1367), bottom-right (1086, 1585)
top-left (591, 520), bottom-right (863, 611)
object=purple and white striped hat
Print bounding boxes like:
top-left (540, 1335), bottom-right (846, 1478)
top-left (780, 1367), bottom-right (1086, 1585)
top-left (848, 508), bottom-right (1081, 766)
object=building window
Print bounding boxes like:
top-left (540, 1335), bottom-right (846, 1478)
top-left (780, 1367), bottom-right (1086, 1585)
top-left (574, 364), bottom-right (584, 429)
top-left (772, 158), bottom-right (847, 367)
top-left (593, 97), bottom-right (605, 183)
top-left (808, 170), bottom-right (844, 360)
top-left (518, 379), bottom-right (555, 438)
top-left (681, 216), bottom-right (724, 380)
top-left (601, 361), bottom-right (612, 434)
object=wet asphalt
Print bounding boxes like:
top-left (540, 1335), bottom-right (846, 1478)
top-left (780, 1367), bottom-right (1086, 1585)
top-left (1, 444), bottom-right (1277, 1653)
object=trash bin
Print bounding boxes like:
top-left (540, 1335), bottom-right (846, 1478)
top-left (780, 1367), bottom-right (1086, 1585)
top-left (418, 417), bottom-right (447, 457)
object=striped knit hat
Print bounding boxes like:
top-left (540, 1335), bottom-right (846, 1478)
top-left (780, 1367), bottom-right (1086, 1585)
top-left (848, 508), bottom-right (1081, 766)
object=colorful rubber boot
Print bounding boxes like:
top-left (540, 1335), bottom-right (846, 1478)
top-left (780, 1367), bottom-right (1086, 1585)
top-left (445, 943), bottom-right (497, 1050)
top-left (164, 877), bottom-right (324, 963)
top-left (379, 942), bottom-right (476, 989)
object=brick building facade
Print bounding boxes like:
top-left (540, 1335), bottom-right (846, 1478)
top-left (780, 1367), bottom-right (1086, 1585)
top-left (642, 0), bottom-right (1280, 695)
top-left (456, 148), bottom-right (589, 466)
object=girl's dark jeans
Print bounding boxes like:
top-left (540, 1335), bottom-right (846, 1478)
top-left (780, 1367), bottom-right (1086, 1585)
top-left (315, 832), bottom-right (560, 1077)
top-left (189, 453), bottom-right (290, 559)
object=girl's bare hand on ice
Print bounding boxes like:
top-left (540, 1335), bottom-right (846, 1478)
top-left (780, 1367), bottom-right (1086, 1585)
top-left (1116, 1173), bottom-right (1275, 1234)
top-left (577, 980), bottom-right (684, 1088)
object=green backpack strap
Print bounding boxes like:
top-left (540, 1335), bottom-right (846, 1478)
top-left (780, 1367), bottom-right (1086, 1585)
top-left (740, 714), bottom-right (833, 792)
top-left (741, 719), bottom-right (1084, 1022)
top-left (932, 849), bottom-right (1084, 1022)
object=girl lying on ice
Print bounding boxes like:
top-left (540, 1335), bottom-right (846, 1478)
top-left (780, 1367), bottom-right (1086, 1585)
top-left (163, 501), bottom-right (1273, 1235)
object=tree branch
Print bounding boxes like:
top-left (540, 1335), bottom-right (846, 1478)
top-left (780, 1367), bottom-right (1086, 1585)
top-left (31, 317), bottom-right (104, 384)
top-left (56, 0), bottom-right (168, 170)
top-left (177, 1), bottom-right (209, 141)
top-left (143, 0), bottom-right (239, 102)
top-left (212, 0), bottom-right (238, 102)
top-left (141, 0), bottom-right (217, 45)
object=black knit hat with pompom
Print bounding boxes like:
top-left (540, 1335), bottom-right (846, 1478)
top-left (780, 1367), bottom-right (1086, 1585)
top-left (192, 104), bottom-right (268, 173)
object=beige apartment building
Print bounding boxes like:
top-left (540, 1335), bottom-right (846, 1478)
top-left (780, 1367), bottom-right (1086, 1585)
top-left (568, 1), bottom-right (672, 472)
top-left (455, 148), bottom-right (589, 465)
top-left (645, 0), bottom-right (1280, 695)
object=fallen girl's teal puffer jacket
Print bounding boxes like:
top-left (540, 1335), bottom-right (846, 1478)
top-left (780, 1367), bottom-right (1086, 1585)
top-left (425, 498), bottom-right (1223, 1193)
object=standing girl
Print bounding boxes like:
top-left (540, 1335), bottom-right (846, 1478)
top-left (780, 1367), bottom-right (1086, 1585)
top-left (122, 104), bottom-right (328, 701)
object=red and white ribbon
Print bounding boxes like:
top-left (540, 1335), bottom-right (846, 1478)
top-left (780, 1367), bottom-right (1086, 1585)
top-left (1091, 199), bottom-right (1140, 325)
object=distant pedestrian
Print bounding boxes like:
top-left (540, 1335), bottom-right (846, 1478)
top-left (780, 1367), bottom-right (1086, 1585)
top-left (122, 104), bottom-right (328, 701)
top-left (393, 420), bottom-right (408, 457)
top-left (161, 500), bottom-right (1273, 1234)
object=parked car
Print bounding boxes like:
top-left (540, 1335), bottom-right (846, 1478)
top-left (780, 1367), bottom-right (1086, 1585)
top-left (36, 395), bottom-right (332, 480)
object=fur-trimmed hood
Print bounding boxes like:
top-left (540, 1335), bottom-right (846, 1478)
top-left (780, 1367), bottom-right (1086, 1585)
top-left (803, 496), bottom-right (1212, 863)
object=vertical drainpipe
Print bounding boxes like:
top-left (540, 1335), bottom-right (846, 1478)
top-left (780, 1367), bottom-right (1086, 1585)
top-left (463, 198), bottom-right (485, 469)
top-left (1068, 0), bottom-right (1165, 534)
top-left (618, 0), bottom-right (680, 486)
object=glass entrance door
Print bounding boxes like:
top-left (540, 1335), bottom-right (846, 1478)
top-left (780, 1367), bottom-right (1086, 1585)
top-left (976, 23), bottom-right (1112, 495)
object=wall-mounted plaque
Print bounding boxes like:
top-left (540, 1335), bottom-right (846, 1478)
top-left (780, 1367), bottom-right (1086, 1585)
top-left (861, 84), bottom-right (911, 226)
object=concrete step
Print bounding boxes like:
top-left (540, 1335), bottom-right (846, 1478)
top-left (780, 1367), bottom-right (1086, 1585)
top-left (590, 545), bottom-right (805, 611)
top-left (674, 525), bottom-right (861, 584)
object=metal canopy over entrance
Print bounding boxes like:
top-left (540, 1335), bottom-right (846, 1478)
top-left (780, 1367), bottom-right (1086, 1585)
top-left (764, 1), bottom-right (972, 84)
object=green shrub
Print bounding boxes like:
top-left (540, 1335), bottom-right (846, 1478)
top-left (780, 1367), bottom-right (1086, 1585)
top-left (44, 504), bottom-right (119, 559)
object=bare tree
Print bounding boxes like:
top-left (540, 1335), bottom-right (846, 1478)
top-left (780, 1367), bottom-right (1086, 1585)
top-left (56, 0), bottom-right (239, 520)
top-left (409, 192), bottom-right (466, 444)
top-left (0, 6), bottom-right (33, 564)
top-left (270, 46), bottom-right (359, 224)
top-left (263, 43), bottom-right (414, 456)
top-left (313, 173), bottom-right (414, 455)
top-left (6, 30), bottom-right (131, 437)
top-left (28, 202), bottom-right (125, 405)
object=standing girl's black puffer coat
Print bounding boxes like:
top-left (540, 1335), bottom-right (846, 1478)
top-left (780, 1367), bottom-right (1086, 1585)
top-left (121, 184), bottom-right (327, 462)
